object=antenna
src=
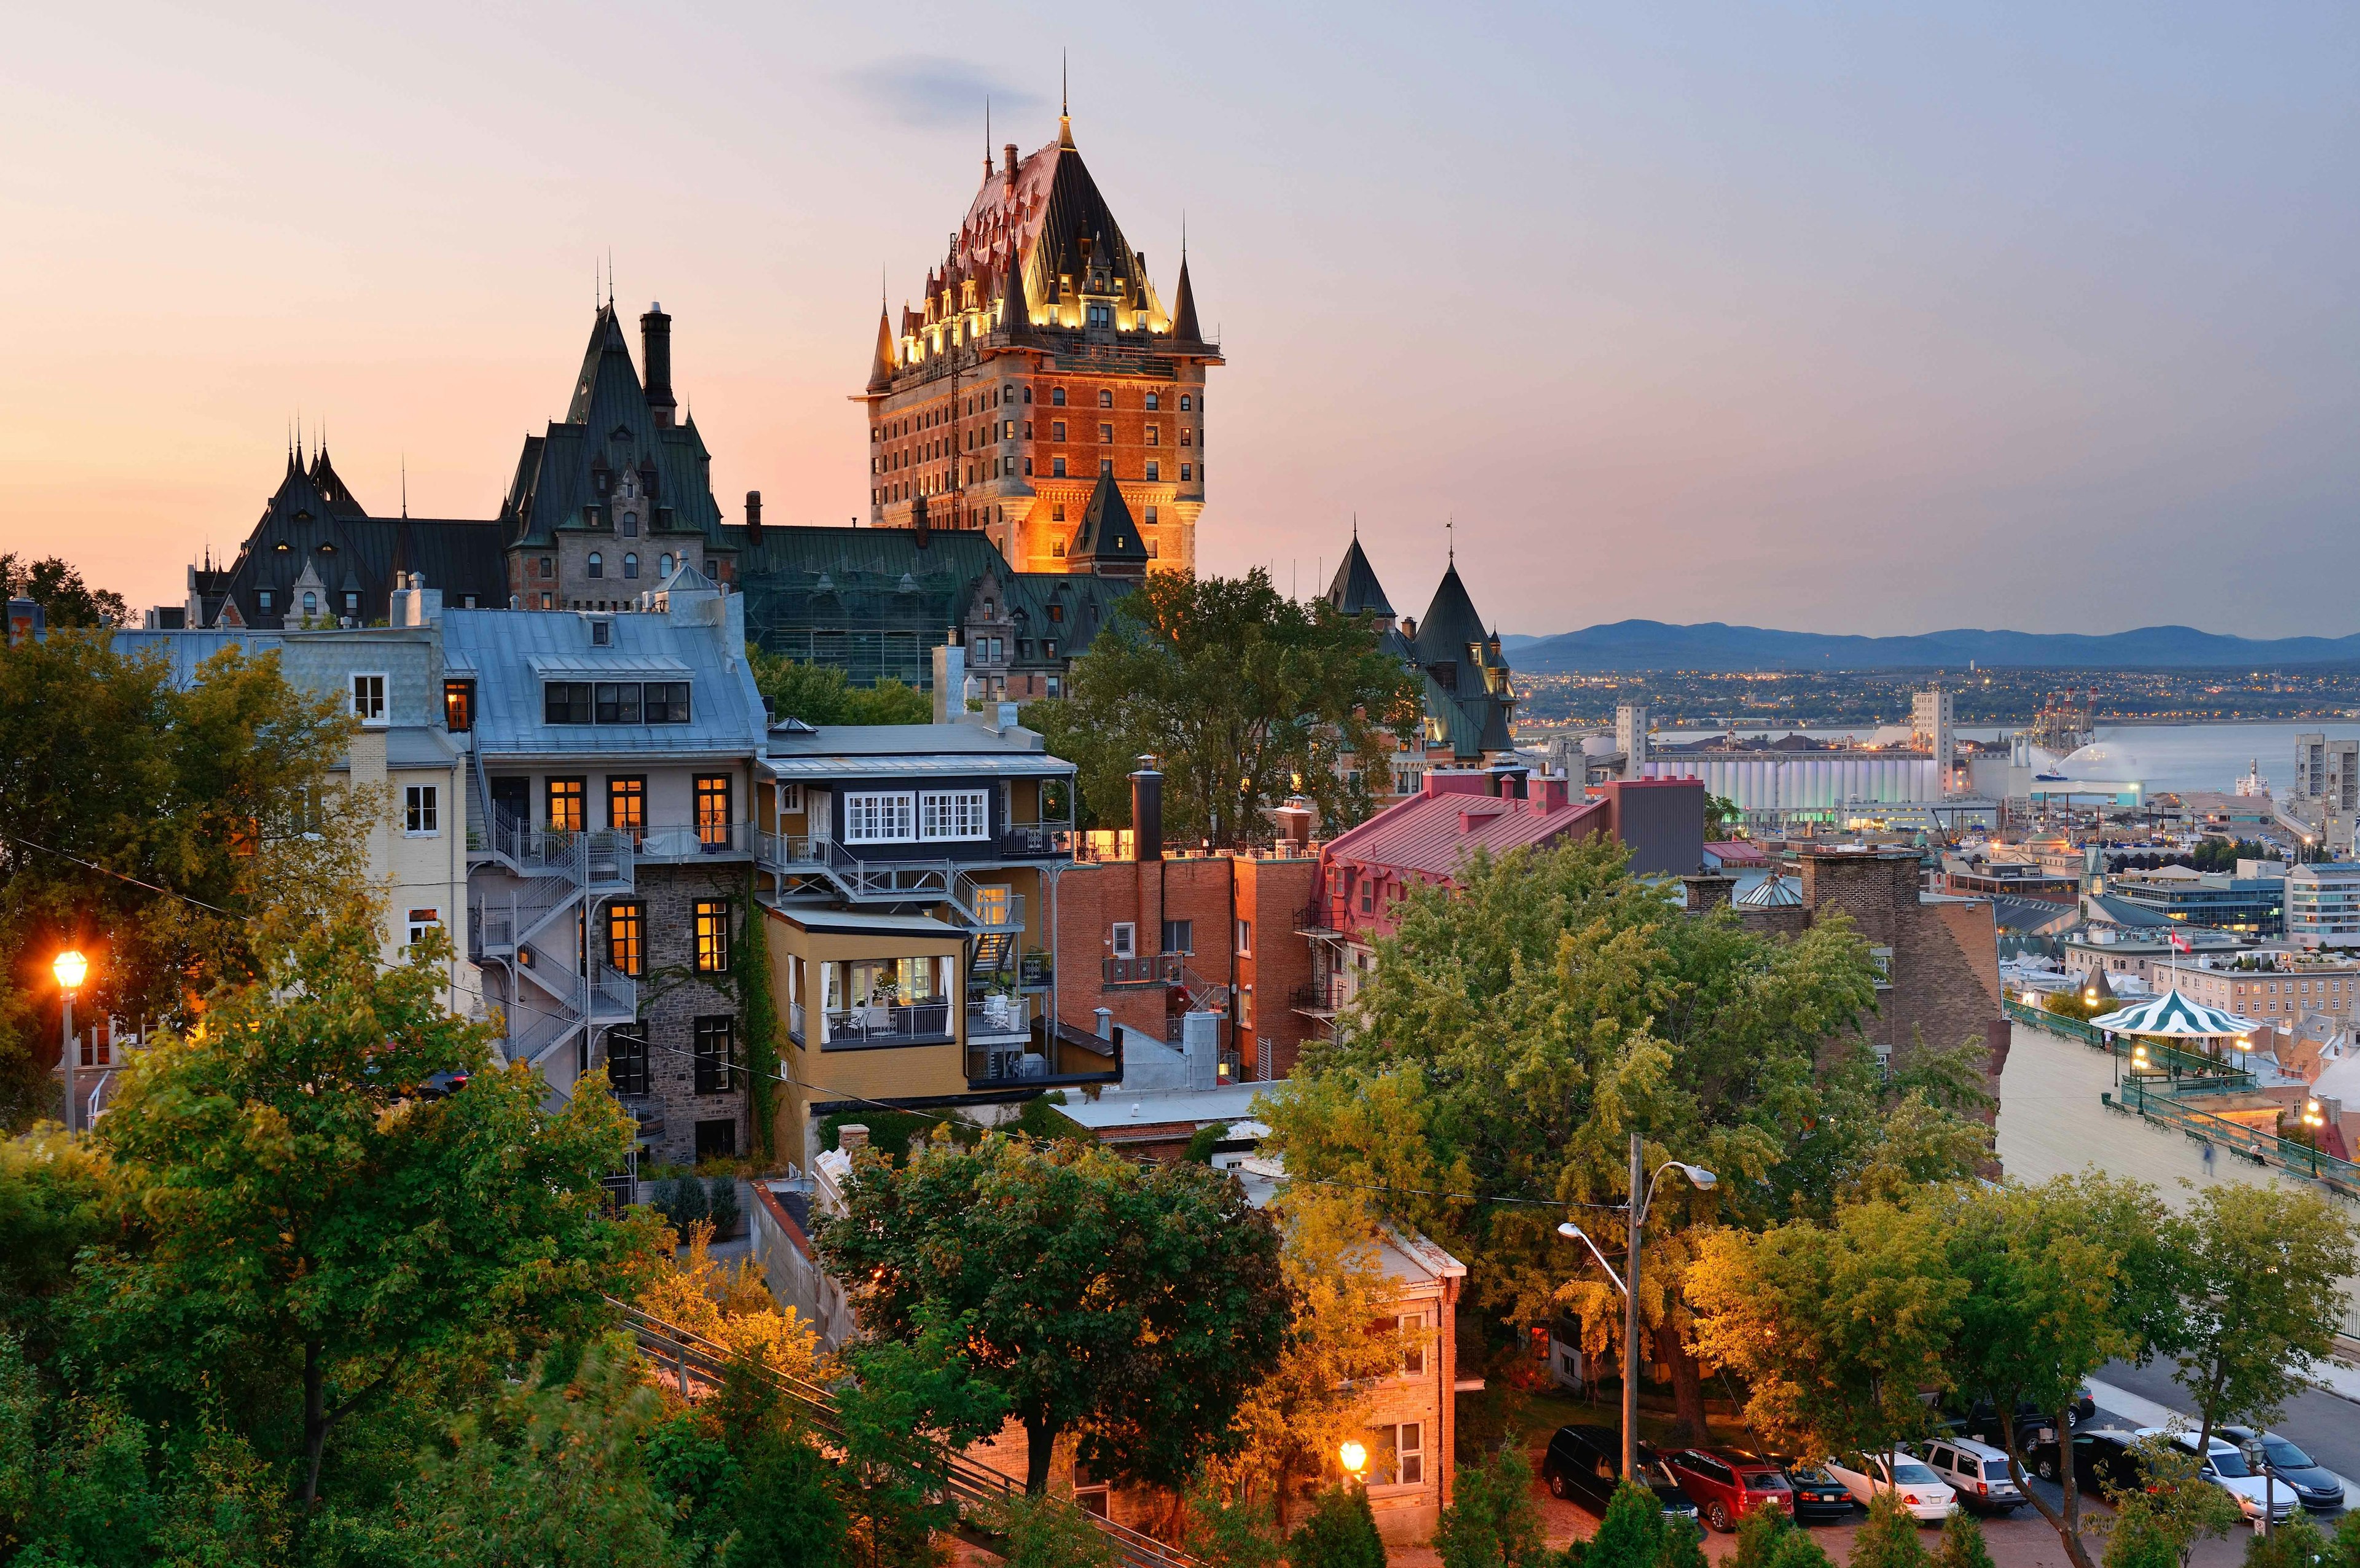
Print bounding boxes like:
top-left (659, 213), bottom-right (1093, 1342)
top-left (1447, 516), bottom-right (1454, 563)
top-left (401, 455), bottom-right (409, 519)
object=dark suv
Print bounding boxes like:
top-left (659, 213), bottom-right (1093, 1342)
top-left (1660, 1449), bottom-right (1796, 1533)
top-left (1540, 1426), bottom-right (1701, 1522)
top-left (2028, 1429), bottom-right (2142, 1497)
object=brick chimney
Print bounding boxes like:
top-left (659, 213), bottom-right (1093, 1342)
top-left (836, 1123), bottom-right (868, 1153)
top-left (640, 302), bottom-right (676, 428)
top-left (745, 490), bottom-right (763, 544)
top-left (1130, 757), bottom-right (1163, 863)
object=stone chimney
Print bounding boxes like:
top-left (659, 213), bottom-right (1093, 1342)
top-left (640, 303), bottom-right (676, 427)
top-left (835, 1123), bottom-right (868, 1153)
top-left (1003, 143), bottom-right (1018, 186)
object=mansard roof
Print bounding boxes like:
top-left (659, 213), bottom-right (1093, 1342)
top-left (505, 304), bottom-right (725, 552)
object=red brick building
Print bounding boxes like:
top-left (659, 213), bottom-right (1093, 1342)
top-left (861, 101), bottom-right (1219, 577)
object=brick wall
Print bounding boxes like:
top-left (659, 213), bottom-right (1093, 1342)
top-left (1237, 853), bottom-right (1320, 1080)
top-left (613, 861), bottom-right (746, 1166)
top-left (1053, 855), bottom-right (1237, 1045)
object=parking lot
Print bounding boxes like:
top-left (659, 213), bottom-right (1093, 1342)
top-left (1388, 1384), bottom-right (2352, 1568)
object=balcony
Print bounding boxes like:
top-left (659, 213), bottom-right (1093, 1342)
top-left (997, 821), bottom-right (1074, 858)
top-left (1103, 954), bottom-right (1184, 986)
top-left (817, 1001), bottom-right (955, 1049)
top-left (966, 992), bottom-right (1034, 1043)
top-left (966, 1017), bottom-right (1122, 1090)
top-left (1296, 896), bottom-right (1347, 938)
top-left (1289, 980), bottom-right (1338, 1019)
top-left (632, 821), bottom-right (754, 864)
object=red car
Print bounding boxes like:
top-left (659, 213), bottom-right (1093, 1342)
top-left (1660, 1449), bottom-right (1796, 1533)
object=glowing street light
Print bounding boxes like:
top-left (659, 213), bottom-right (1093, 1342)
top-left (53, 949), bottom-right (88, 1134)
top-left (1338, 1440), bottom-right (1368, 1480)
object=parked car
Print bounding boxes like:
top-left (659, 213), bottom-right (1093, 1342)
top-left (1913, 1436), bottom-right (2027, 1516)
top-left (2136, 1429), bottom-right (2298, 1525)
top-left (1540, 1425), bottom-right (1700, 1523)
top-left (2217, 1428), bottom-right (2348, 1514)
top-left (1821, 1452), bottom-right (1959, 1523)
top-left (1776, 1461), bottom-right (1857, 1522)
top-left (1954, 1391), bottom-right (2095, 1453)
top-left (2028, 1428), bottom-right (2143, 1496)
top-left (1659, 1448), bottom-right (1796, 1532)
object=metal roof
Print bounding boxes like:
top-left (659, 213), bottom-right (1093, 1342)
top-left (758, 904), bottom-right (962, 938)
top-left (441, 600), bottom-right (766, 761)
top-left (1324, 786), bottom-right (1608, 879)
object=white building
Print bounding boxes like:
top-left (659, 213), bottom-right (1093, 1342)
top-left (2287, 862), bottom-right (2360, 949)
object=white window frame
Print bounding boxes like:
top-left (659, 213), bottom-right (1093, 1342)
top-left (1370, 1421), bottom-right (1424, 1488)
top-left (404, 907), bottom-right (439, 953)
top-left (777, 782), bottom-right (805, 813)
top-left (404, 783), bottom-right (439, 836)
top-left (1396, 1312), bottom-right (1427, 1378)
top-left (352, 672), bottom-right (388, 726)
top-left (841, 791), bottom-right (916, 844)
top-left (1869, 945), bottom-right (1894, 989)
top-left (918, 788), bottom-right (990, 842)
top-left (1111, 922), bottom-right (1136, 959)
top-left (1236, 918), bottom-right (1253, 954)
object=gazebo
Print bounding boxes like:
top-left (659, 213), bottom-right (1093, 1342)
top-left (2090, 989), bottom-right (2264, 1085)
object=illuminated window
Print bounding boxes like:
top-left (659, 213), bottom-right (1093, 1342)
top-left (695, 774), bottom-right (733, 846)
top-left (607, 900), bottom-right (645, 976)
top-left (444, 679), bottom-right (474, 731)
top-left (607, 776), bottom-right (645, 835)
top-left (403, 907), bottom-right (439, 953)
top-left (1146, 425), bottom-right (1160, 445)
top-left (694, 902), bottom-right (730, 973)
top-left (546, 778), bottom-right (586, 833)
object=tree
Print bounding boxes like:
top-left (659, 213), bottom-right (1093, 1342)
top-left (1706, 796), bottom-right (1745, 836)
top-left (73, 915), bottom-right (657, 1511)
top-left (1435, 1443), bottom-right (1549, 1568)
top-left (2170, 1182), bottom-right (2360, 1456)
top-left (1267, 837), bottom-right (1986, 1438)
top-left (974, 1489), bottom-right (1119, 1568)
top-left (0, 554), bottom-right (128, 629)
top-left (395, 1338), bottom-right (688, 1568)
top-left (2243, 1518), bottom-right (2335, 1568)
top-left (1286, 1486), bottom-right (1386, 1568)
top-left (1197, 1188), bottom-right (1407, 1523)
top-left (746, 648), bottom-right (930, 727)
top-left (2096, 1433), bottom-right (2239, 1568)
top-left (1943, 1174), bottom-right (2187, 1568)
top-left (1850, 1494), bottom-right (1930, 1568)
top-left (0, 635), bottom-right (364, 1127)
top-left (1022, 569), bottom-right (1422, 845)
top-left (1686, 1198), bottom-right (1964, 1465)
top-left (814, 1134), bottom-right (1288, 1494)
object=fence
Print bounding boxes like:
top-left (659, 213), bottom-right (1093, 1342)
top-left (2004, 997), bottom-right (2256, 1086)
top-left (2107, 1076), bottom-right (2360, 1198)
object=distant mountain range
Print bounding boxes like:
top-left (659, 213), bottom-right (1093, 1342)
top-left (1497, 621), bottom-right (2360, 673)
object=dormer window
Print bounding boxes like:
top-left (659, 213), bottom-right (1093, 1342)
top-left (591, 619), bottom-right (612, 646)
top-left (274, 541), bottom-right (291, 552)
top-left (351, 673), bottom-right (387, 726)
top-left (317, 542), bottom-right (335, 554)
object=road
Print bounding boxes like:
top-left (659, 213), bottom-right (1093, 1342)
top-left (2096, 1358), bottom-right (2360, 1493)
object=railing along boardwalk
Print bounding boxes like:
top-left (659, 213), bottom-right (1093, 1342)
top-left (612, 1300), bottom-right (1207, 1568)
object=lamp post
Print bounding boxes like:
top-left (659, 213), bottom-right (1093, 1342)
top-left (53, 950), bottom-right (87, 1132)
top-left (2240, 1437), bottom-right (2272, 1537)
top-left (1560, 1135), bottom-right (1717, 1487)
top-left (1338, 1440), bottom-right (1368, 1488)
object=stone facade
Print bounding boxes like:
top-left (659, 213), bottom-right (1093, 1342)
top-left (610, 862), bottom-right (749, 1167)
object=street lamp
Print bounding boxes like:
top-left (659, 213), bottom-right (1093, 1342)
top-left (53, 950), bottom-right (87, 1133)
top-left (2240, 1437), bottom-right (2274, 1536)
top-left (1338, 1440), bottom-right (1368, 1483)
top-left (1557, 1140), bottom-right (1718, 1488)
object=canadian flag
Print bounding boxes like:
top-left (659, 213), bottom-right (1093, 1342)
top-left (2168, 930), bottom-right (2191, 954)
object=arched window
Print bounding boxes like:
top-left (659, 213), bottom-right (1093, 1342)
top-left (623, 553), bottom-right (639, 579)
top-left (1179, 394), bottom-right (1193, 412)
top-left (1051, 386), bottom-right (1067, 406)
top-left (1146, 392), bottom-right (1160, 410)
top-left (1098, 388), bottom-right (1112, 407)
top-left (622, 512), bottom-right (638, 536)
top-left (660, 554), bottom-right (675, 578)
top-left (588, 552), bottom-right (604, 579)
top-left (302, 591), bottom-right (317, 616)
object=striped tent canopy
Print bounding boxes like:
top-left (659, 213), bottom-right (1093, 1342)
top-left (2090, 989), bottom-right (2261, 1039)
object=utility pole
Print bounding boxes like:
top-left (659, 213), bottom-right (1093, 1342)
top-left (1624, 1131), bottom-right (1643, 1484)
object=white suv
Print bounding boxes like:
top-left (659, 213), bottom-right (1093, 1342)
top-left (2134, 1429), bottom-right (2297, 1524)
top-left (1916, 1437), bottom-right (2027, 1515)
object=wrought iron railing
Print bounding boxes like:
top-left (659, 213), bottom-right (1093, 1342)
top-left (2110, 1076), bottom-right (2360, 1195)
top-left (821, 1001), bottom-right (954, 1046)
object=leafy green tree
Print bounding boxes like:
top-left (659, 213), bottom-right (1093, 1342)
top-left (834, 1304), bottom-right (1007, 1564)
top-left (1179, 1480), bottom-right (1286, 1568)
top-left (0, 1127), bottom-right (106, 1348)
top-left (74, 917), bottom-right (656, 1511)
top-left (1434, 1443), bottom-right (1550, 1568)
top-left (2243, 1518), bottom-right (2330, 1568)
top-left (1850, 1494), bottom-right (1930, 1568)
top-left (975, 1488), bottom-right (1119, 1568)
top-left (1688, 1198), bottom-right (1964, 1466)
top-left (1286, 1485), bottom-right (1386, 1568)
top-left (2170, 1183), bottom-right (2360, 1455)
top-left (1944, 1174), bottom-right (2187, 1568)
top-left (0, 553), bottom-right (128, 629)
top-left (1022, 569), bottom-right (1421, 845)
top-left (1265, 837), bottom-right (1988, 1437)
top-left (2098, 1433), bottom-right (2239, 1568)
top-left (746, 648), bottom-right (929, 727)
top-left (1933, 1509), bottom-right (1997, 1568)
top-left (395, 1338), bottom-right (688, 1568)
top-left (0, 635), bottom-right (363, 1127)
top-left (815, 1135), bottom-right (1286, 1494)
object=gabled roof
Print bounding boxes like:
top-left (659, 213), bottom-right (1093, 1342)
top-left (1326, 531), bottom-right (1394, 622)
top-left (1324, 782), bottom-right (1608, 880)
top-left (1069, 469), bottom-right (1149, 576)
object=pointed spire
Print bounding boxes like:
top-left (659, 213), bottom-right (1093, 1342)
top-left (1171, 252), bottom-right (1202, 342)
top-left (984, 96), bottom-right (993, 182)
top-left (999, 241), bottom-right (1032, 342)
top-left (868, 298), bottom-right (898, 391)
top-left (1059, 51), bottom-right (1075, 150)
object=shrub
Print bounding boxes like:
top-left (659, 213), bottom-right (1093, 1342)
top-left (706, 1175), bottom-right (741, 1239)
top-left (1288, 1485), bottom-right (1385, 1568)
top-left (1934, 1510), bottom-right (1996, 1568)
top-left (1851, 1492), bottom-right (1930, 1568)
top-left (1734, 1500), bottom-right (1797, 1568)
top-left (1434, 1443), bottom-right (1548, 1568)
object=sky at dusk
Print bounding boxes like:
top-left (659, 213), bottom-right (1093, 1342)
top-left (2, 2), bottom-right (2353, 638)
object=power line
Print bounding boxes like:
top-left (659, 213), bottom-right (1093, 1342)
top-left (0, 831), bottom-right (236, 915)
